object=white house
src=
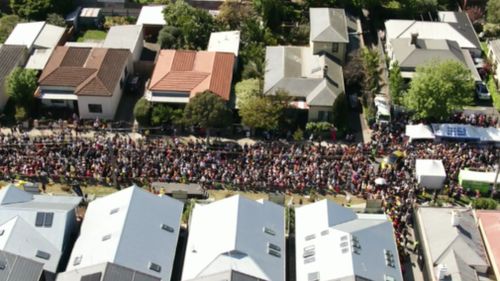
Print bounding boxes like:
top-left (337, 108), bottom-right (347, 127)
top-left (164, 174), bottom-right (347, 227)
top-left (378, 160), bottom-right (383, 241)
top-left (57, 185), bottom-right (183, 281)
top-left (36, 46), bottom-right (132, 120)
top-left (0, 185), bottom-right (81, 279)
top-left (295, 200), bottom-right (403, 281)
top-left (182, 195), bottom-right (285, 281)
top-left (103, 24), bottom-right (144, 62)
top-left (207, 31), bottom-right (240, 57)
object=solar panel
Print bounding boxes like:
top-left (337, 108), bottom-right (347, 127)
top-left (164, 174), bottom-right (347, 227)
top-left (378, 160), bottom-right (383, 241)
top-left (35, 213), bottom-right (44, 227)
top-left (44, 212), bottom-right (54, 227)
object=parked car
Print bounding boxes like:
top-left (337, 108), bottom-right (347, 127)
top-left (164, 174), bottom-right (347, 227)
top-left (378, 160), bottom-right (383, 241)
top-left (380, 150), bottom-right (405, 170)
top-left (475, 82), bottom-right (491, 100)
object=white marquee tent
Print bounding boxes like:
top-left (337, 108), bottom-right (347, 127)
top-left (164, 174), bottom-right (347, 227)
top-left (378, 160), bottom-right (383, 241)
top-left (405, 124), bottom-right (435, 142)
top-left (415, 159), bottom-right (447, 189)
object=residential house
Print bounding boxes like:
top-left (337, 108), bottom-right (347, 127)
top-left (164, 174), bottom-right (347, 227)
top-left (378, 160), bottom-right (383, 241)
top-left (0, 45), bottom-right (28, 110)
top-left (5, 21), bottom-right (66, 70)
top-left (309, 8), bottom-right (349, 62)
top-left (207, 31), bottom-right (240, 58)
top-left (264, 46), bottom-right (345, 121)
top-left (57, 185), bottom-right (183, 281)
top-left (476, 211), bottom-right (500, 281)
top-left (488, 39), bottom-right (500, 87)
top-left (295, 200), bottom-right (403, 281)
top-left (0, 185), bottom-right (81, 280)
top-left (136, 5), bottom-right (166, 39)
top-left (0, 250), bottom-right (45, 281)
top-left (415, 207), bottom-right (490, 281)
top-left (388, 35), bottom-right (481, 81)
top-left (36, 46), bottom-right (132, 119)
top-left (146, 50), bottom-right (235, 105)
top-left (181, 195), bottom-right (285, 281)
top-left (385, 11), bottom-right (481, 57)
top-left (103, 24), bottom-right (144, 62)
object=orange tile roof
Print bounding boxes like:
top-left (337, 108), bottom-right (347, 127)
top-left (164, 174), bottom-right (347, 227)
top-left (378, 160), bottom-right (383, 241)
top-left (476, 211), bottom-right (500, 279)
top-left (149, 50), bottom-right (235, 101)
top-left (39, 46), bottom-right (130, 97)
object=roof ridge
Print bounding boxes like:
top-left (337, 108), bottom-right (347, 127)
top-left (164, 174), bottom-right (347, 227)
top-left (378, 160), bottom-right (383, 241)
top-left (74, 70), bottom-right (99, 94)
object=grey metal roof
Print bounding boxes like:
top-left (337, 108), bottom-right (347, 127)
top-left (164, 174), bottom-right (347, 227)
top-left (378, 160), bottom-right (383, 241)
top-left (0, 250), bottom-right (44, 281)
top-left (417, 207), bottom-right (489, 281)
top-left (56, 262), bottom-right (161, 281)
top-left (264, 46), bottom-right (344, 107)
top-left (310, 8), bottom-right (349, 43)
top-left (438, 11), bottom-right (481, 51)
top-left (185, 270), bottom-right (265, 281)
top-left (0, 45), bottom-right (27, 86)
top-left (391, 38), bottom-right (465, 69)
top-left (102, 25), bottom-right (143, 53)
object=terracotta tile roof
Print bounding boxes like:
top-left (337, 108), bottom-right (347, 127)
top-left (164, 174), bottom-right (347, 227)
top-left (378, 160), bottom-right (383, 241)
top-left (149, 50), bottom-right (235, 101)
top-left (39, 46), bottom-right (130, 97)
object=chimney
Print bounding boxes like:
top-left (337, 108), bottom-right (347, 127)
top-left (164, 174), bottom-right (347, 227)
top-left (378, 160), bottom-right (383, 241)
top-left (323, 65), bottom-right (329, 77)
top-left (410, 33), bottom-right (419, 45)
top-left (451, 210), bottom-right (459, 227)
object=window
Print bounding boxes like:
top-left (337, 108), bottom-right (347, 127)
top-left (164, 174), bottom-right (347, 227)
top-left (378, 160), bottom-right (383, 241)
top-left (110, 208), bottom-right (119, 215)
top-left (304, 257), bottom-right (315, 264)
top-left (35, 212), bottom-right (54, 227)
top-left (318, 111), bottom-right (325, 121)
top-left (268, 243), bottom-right (281, 252)
top-left (268, 249), bottom-right (281, 258)
top-left (332, 43), bottom-right (339, 53)
top-left (263, 227), bottom-right (276, 236)
top-left (340, 242), bottom-right (348, 247)
top-left (341, 248), bottom-right (349, 254)
top-left (308, 272), bottom-right (320, 281)
top-left (81, 272), bottom-right (102, 281)
top-left (321, 230), bottom-right (329, 236)
top-left (305, 234), bottom-right (316, 241)
top-left (88, 104), bottom-right (103, 114)
top-left (102, 234), bottom-right (111, 241)
top-left (303, 246), bottom-right (315, 258)
top-left (161, 224), bottom-right (174, 233)
top-left (73, 255), bottom-right (82, 266)
top-left (384, 249), bottom-right (395, 268)
top-left (341, 235), bottom-right (348, 241)
top-left (36, 250), bottom-right (51, 260)
top-left (384, 275), bottom-right (396, 281)
top-left (149, 262), bottom-right (162, 273)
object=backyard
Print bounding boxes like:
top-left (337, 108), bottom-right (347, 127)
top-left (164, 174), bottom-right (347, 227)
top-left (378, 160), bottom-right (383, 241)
top-left (76, 30), bottom-right (107, 42)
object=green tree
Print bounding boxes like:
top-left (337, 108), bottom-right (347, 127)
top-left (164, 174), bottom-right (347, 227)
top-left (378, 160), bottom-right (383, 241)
top-left (360, 47), bottom-right (380, 107)
top-left (6, 68), bottom-right (37, 111)
top-left (252, 0), bottom-right (288, 32)
top-left (182, 91), bottom-right (232, 131)
top-left (217, 0), bottom-right (255, 30)
top-left (389, 61), bottom-right (405, 106)
top-left (10, 0), bottom-right (51, 20)
top-left (239, 96), bottom-right (283, 131)
top-left (46, 13), bottom-right (66, 27)
top-left (487, 0), bottom-right (500, 24)
top-left (162, 0), bottom-right (216, 50)
top-left (235, 78), bottom-right (261, 108)
top-left (151, 104), bottom-right (173, 126)
top-left (133, 98), bottom-right (151, 126)
top-left (0, 15), bottom-right (20, 43)
top-left (404, 60), bottom-right (474, 121)
top-left (157, 26), bottom-right (183, 49)
top-left (332, 92), bottom-right (348, 131)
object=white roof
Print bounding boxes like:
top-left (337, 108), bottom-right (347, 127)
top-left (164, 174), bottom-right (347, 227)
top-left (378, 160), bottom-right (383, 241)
top-left (415, 159), bottom-right (446, 177)
top-left (145, 90), bottom-right (189, 104)
top-left (0, 185), bottom-right (81, 272)
top-left (405, 124), bottom-right (435, 141)
top-left (65, 185), bottom-right (183, 280)
top-left (5, 22), bottom-right (45, 48)
top-left (65, 41), bottom-right (104, 48)
top-left (431, 123), bottom-right (500, 142)
top-left (103, 25), bottom-right (143, 53)
top-left (295, 200), bottom-right (403, 281)
top-left (459, 169), bottom-right (497, 183)
top-left (136, 5), bottom-right (167, 26)
top-left (385, 20), bottom-right (478, 50)
top-left (39, 92), bottom-right (78, 100)
top-left (207, 31), bottom-right (240, 57)
top-left (80, 8), bottom-right (101, 18)
top-left (182, 195), bottom-right (285, 281)
top-left (25, 48), bottom-right (55, 70)
top-left (34, 24), bottom-right (65, 49)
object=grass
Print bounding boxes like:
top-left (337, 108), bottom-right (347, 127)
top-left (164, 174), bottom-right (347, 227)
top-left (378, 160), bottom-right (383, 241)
top-left (76, 30), bottom-right (107, 42)
top-left (480, 41), bottom-right (500, 111)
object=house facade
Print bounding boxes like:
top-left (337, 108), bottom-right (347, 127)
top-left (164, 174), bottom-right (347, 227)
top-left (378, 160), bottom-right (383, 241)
top-left (309, 8), bottom-right (349, 63)
top-left (36, 46), bottom-right (132, 120)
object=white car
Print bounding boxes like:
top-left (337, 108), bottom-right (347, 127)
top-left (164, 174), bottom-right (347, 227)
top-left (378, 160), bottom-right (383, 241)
top-left (475, 82), bottom-right (491, 100)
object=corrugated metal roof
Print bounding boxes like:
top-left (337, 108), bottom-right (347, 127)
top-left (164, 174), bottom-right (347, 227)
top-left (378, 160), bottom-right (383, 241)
top-left (0, 250), bottom-right (44, 281)
top-left (309, 8), bottom-right (349, 43)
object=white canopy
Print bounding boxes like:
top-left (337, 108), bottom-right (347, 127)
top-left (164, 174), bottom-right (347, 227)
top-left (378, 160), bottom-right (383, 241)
top-left (459, 169), bottom-right (497, 184)
top-left (405, 124), bottom-right (435, 142)
top-left (415, 159), bottom-right (446, 189)
top-left (431, 123), bottom-right (500, 142)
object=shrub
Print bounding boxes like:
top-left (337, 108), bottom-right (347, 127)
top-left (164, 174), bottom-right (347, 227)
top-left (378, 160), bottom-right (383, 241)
top-left (293, 128), bottom-right (303, 141)
top-left (472, 198), bottom-right (498, 209)
top-left (133, 98), bottom-right (150, 126)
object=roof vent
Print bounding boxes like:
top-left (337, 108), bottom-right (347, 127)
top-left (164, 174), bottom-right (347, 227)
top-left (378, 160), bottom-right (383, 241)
top-left (410, 33), bottom-right (419, 45)
top-left (436, 264), bottom-right (448, 280)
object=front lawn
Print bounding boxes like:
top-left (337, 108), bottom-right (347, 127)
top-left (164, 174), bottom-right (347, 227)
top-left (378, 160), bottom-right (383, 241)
top-left (76, 30), bottom-right (107, 42)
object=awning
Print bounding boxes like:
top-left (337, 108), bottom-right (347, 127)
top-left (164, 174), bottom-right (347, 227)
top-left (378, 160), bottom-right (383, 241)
top-left (147, 95), bottom-right (189, 104)
top-left (40, 93), bottom-right (78, 100)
